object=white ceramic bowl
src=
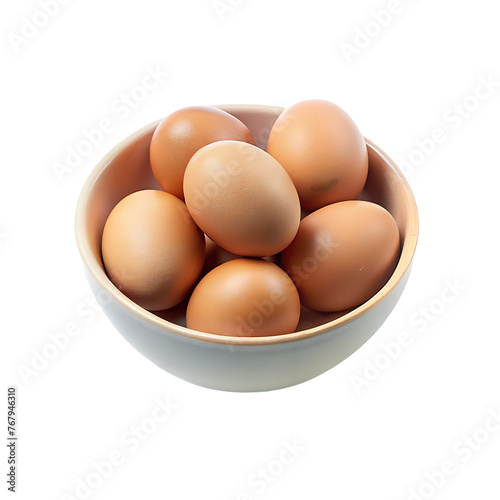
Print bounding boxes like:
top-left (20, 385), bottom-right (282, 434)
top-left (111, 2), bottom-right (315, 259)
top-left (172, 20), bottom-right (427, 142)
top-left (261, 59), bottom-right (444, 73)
top-left (75, 104), bottom-right (418, 392)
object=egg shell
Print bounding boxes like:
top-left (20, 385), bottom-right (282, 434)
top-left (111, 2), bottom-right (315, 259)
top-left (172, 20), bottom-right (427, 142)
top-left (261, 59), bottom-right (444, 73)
top-left (266, 99), bottom-right (369, 210)
top-left (150, 106), bottom-right (256, 200)
top-left (184, 140), bottom-right (301, 257)
top-left (101, 189), bottom-right (205, 311)
top-left (281, 200), bottom-right (400, 312)
top-left (186, 259), bottom-right (301, 337)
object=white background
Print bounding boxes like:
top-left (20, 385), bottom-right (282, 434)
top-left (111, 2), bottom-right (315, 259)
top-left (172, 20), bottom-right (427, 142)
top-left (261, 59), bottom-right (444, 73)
top-left (2, 0), bottom-right (499, 499)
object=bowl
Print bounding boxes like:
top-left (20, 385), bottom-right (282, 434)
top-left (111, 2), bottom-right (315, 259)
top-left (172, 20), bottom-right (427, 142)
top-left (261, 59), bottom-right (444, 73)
top-left (75, 104), bottom-right (418, 392)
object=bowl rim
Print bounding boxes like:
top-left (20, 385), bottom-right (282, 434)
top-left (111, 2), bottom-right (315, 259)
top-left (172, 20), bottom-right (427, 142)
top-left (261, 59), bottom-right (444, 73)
top-left (75, 103), bottom-right (419, 346)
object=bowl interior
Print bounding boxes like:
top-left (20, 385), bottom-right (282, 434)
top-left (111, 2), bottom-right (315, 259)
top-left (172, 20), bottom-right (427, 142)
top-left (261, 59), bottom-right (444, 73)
top-left (76, 104), bottom-right (418, 342)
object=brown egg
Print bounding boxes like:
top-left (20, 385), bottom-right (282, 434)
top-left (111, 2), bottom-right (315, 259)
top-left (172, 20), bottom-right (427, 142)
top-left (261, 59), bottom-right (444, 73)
top-left (266, 99), bottom-right (369, 210)
top-left (102, 190), bottom-right (205, 311)
top-left (184, 140), bottom-right (300, 257)
top-left (281, 200), bottom-right (400, 312)
top-left (186, 259), bottom-right (301, 337)
top-left (150, 106), bottom-right (256, 200)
